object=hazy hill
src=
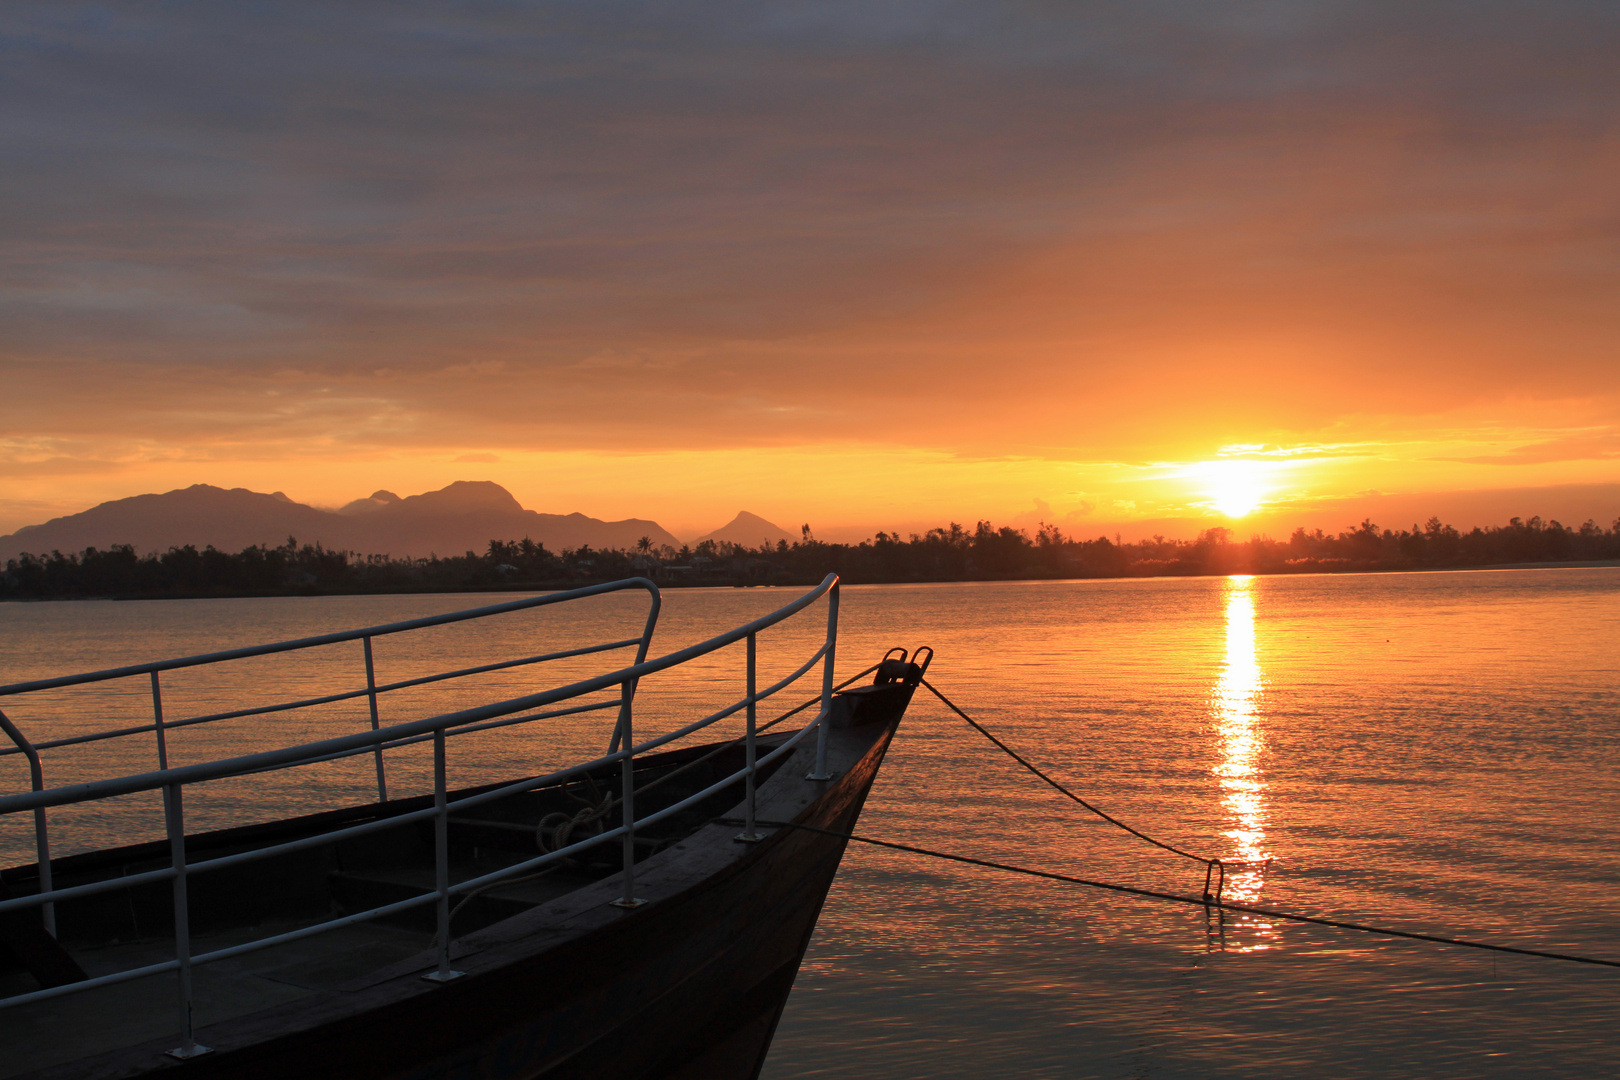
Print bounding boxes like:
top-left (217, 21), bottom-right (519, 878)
top-left (0, 486), bottom-right (338, 561)
top-left (0, 482), bottom-right (680, 561)
top-left (695, 511), bottom-right (795, 548)
top-left (336, 490), bottom-right (402, 515)
top-left (345, 481), bottom-right (681, 556)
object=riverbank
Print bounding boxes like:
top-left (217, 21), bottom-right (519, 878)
top-left (3, 558), bottom-right (1616, 603)
top-left (4, 515), bottom-right (1616, 600)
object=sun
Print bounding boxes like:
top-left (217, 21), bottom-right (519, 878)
top-left (1204, 460), bottom-right (1265, 518)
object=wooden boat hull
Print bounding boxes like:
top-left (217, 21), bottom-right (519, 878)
top-left (14, 683), bottom-right (911, 1080)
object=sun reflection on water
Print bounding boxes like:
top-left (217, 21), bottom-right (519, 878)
top-left (1211, 575), bottom-right (1275, 945)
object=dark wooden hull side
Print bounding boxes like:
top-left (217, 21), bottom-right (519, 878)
top-left (42, 700), bottom-right (906, 1080)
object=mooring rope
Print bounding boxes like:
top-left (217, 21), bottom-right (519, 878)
top-left (733, 819), bottom-right (1620, 971)
top-left (920, 678), bottom-right (1245, 900)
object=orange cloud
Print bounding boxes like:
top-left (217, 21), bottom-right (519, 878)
top-left (2, 4), bottom-right (1617, 536)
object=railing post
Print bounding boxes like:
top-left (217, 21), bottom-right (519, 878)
top-left (735, 633), bottom-right (761, 843)
top-left (611, 676), bottom-right (644, 908)
top-left (0, 709), bottom-right (54, 936)
top-left (609, 584), bottom-right (660, 755)
top-left (808, 582), bottom-right (839, 780)
top-left (164, 783), bottom-right (209, 1059)
top-left (363, 636), bottom-right (387, 802)
top-left (150, 671), bottom-right (169, 771)
top-left (608, 672), bottom-right (635, 756)
top-left (424, 727), bottom-right (463, 982)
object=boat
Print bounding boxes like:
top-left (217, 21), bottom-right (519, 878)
top-left (0, 574), bottom-right (929, 1079)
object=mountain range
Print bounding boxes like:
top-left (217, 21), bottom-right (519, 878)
top-left (0, 482), bottom-right (791, 561)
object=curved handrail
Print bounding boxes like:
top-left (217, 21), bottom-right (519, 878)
top-left (0, 572), bottom-right (844, 1030)
top-left (0, 637), bottom-right (644, 758)
top-left (0, 709), bottom-right (54, 934)
top-left (0, 575), bottom-right (664, 946)
top-left (0, 573), bottom-right (836, 816)
top-left (0, 661), bottom-right (883, 921)
top-left (0, 709), bottom-right (830, 1009)
top-left (0, 577), bottom-right (662, 697)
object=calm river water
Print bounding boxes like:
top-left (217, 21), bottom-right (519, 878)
top-left (2, 569), bottom-right (1618, 1077)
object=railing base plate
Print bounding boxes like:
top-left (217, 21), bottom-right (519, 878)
top-left (610, 897), bottom-right (647, 909)
top-left (166, 1044), bottom-right (213, 1060)
top-left (422, 969), bottom-right (466, 983)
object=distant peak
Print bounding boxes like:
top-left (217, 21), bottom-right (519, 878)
top-left (337, 490), bottom-right (402, 516)
top-left (397, 480), bottom-right (524, 513)
top-left (162, 484), bottom-right (303, 505)
top-left (695, 510), bottom-right (794, 546)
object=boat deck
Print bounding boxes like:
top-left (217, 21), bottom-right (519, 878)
top-left (1, 738), bottom-right (781, 1077)
top-left (4, 923), bottom-right (422, 1078)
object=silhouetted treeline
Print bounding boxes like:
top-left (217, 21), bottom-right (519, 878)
top-left (3, 515), bottom-right (1618, 600)
top-left (750, 515), bottom-right (1620, 583)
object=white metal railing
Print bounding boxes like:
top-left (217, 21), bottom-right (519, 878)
top-left (0, 573), bottom-right (841, 1061)
top-left (0, 578), bottom-right (664, 940)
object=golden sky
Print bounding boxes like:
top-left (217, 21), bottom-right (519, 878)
top-left (3, 4), bottom-right (1617, 541)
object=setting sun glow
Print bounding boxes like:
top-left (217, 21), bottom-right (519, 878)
top-left (1204, 461), bottom-right (1267, 518)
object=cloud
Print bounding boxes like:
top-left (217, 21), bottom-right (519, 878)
top-left (1447, 432), bottom-right (1620, 466)
top-left (2, 1), bottom-right (1618, 520)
